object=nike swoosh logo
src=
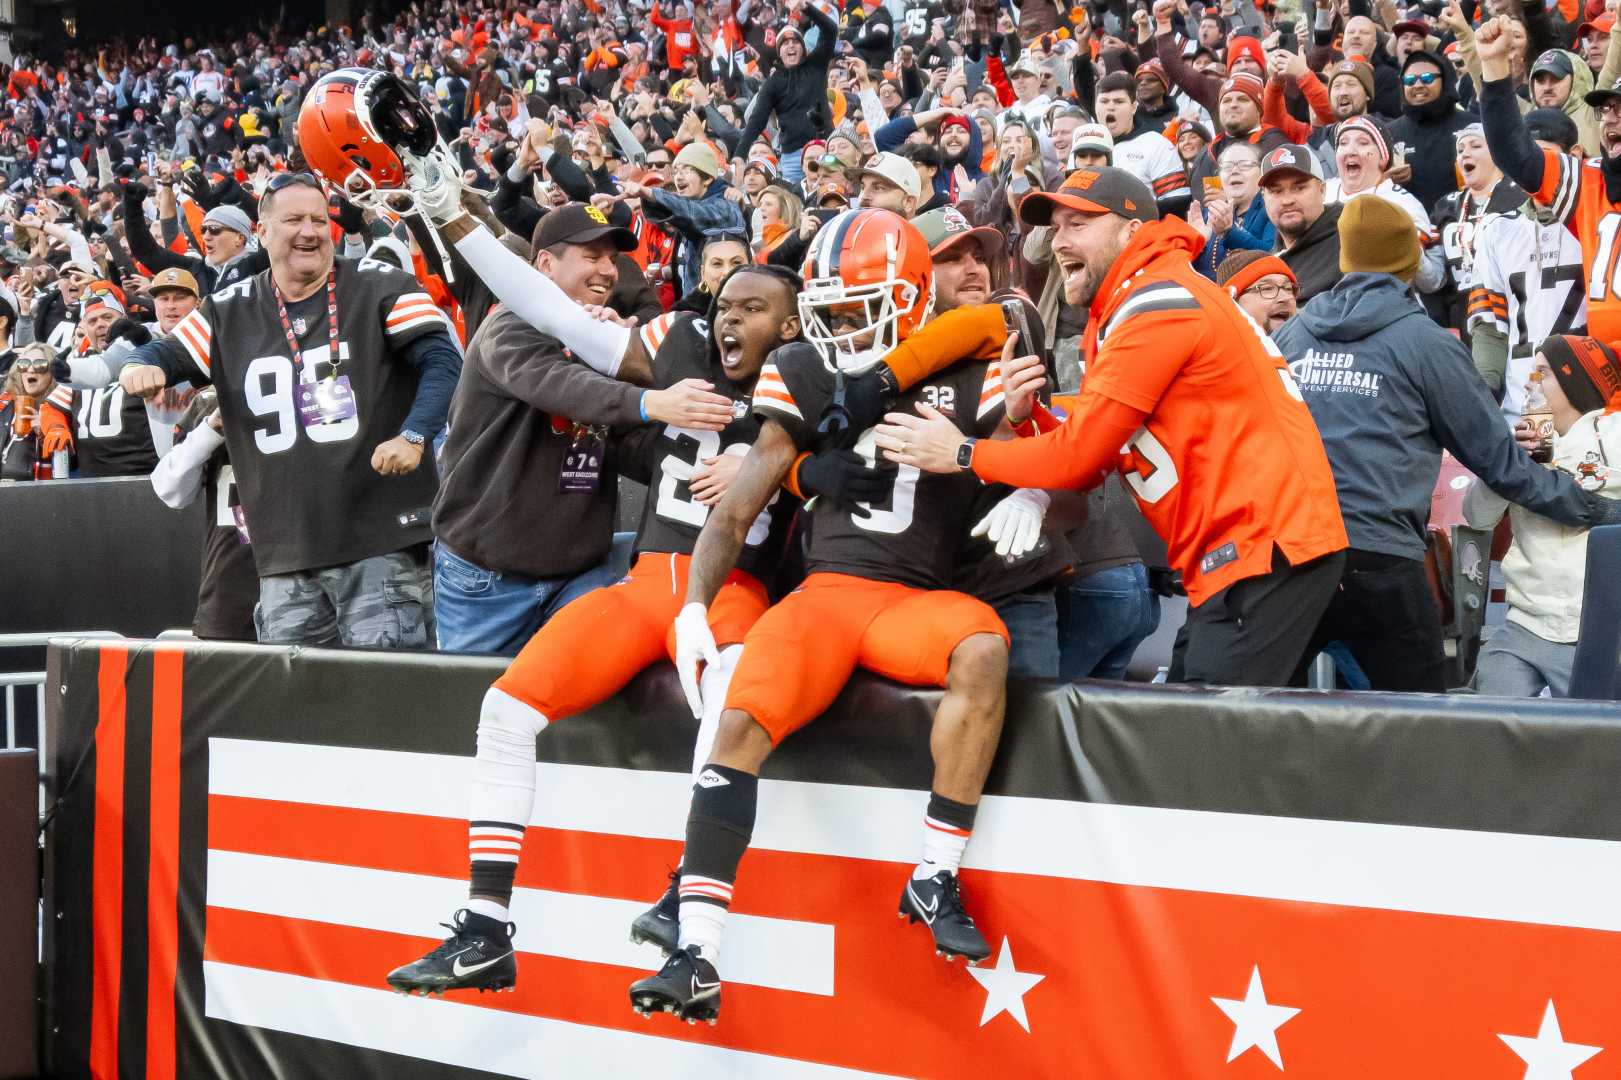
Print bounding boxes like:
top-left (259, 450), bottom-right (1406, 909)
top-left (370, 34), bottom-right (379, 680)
top-left (908, 885), bottom-right (940, 925)
top-left (690, 975), bottom-right (720, 1000)
top-left (451, 950), bottom-right (511, 977)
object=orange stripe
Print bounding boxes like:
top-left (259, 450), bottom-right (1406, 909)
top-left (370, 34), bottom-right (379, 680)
top-left (387, 301), bottom-right (441, 319)
top-left (145, 649), bottom-right (184, 1080)
top-left (386, 307), bottom-right (443, 326)
top-left (979, 384), bottom-right (1004, 404)
top-left (177, 323), bottom-right (210, 369)
top-left (89, 644), bottom-right (129, 1080)
top-left (386, 311), bottom-right (443, 329)
top-left (925, 819), bottom-right (972, 837)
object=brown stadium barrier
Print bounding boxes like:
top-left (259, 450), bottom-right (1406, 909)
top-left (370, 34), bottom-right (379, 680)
top-left (34, 639), bottom-right (1621, 1079)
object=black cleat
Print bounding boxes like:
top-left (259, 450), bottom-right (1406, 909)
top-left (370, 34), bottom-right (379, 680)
top-left (629, 869), bottom-right (681, 954)
top-left (386, 909), bottom-right (518, 995)
top-left (628, 945), bottom-right (721, 1024)
top-left (899, 870), bottom-right (991, 964)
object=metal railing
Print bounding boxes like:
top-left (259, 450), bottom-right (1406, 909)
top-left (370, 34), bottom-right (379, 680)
top-left (0, 632), bottom-right (124, 756)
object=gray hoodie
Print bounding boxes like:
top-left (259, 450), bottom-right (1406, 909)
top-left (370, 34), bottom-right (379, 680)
top-left (1273, 272), bottom-right (1592, 561)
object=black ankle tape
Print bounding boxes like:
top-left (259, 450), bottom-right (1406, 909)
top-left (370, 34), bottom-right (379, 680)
top-left (927, 791), bottom-right (978, 831)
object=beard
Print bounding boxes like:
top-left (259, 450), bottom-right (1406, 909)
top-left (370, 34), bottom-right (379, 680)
top-left (1063, 230), bottom-right (1128, 307)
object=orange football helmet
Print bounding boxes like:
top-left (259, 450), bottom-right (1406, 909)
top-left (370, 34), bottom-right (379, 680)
top-left (799, 208), bottom-right (934, 372)
top-left (297, 68), bottom-right (454, 215)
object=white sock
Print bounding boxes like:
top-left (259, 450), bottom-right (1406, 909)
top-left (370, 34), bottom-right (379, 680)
top-left (465, 898), bottom-right (510, 923)
top-left (914, 813), bottom-right (972, 881)
top-left (688, 644), bottom-right (742, 787)
top-left (678, 895), bottom-right (731, 965)
top-left (468, 687), bottom-right (548, 891)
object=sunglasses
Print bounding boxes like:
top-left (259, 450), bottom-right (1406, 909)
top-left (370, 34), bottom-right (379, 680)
top-left (15, 361), bottom-right (50, 372)
top-left (1402, 71), bottom-right (1440, 86)
top-left (200, 224), bottom-right (230, 236)
top-left (265, 170), bottom-right (322, 194)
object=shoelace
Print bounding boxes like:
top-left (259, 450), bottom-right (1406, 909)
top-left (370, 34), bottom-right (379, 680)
top-left (937, 874), bottom-right (973, 923)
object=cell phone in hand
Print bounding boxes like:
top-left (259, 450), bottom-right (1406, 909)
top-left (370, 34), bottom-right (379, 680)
top-left (1001, 297), bottom-right (1032, 353)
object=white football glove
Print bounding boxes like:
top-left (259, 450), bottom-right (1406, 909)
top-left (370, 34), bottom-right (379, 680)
top-left (674, 602), bottom-right (721, 719)
top-left (404, 149), bottom-right (464, 225)
top-left (971, 488), bottom-right (1051, 559)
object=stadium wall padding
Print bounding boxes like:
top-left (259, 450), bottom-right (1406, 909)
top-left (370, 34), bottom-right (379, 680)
top-left (39, 639), bottom-right (1621, 1079)
top-left (0, 477), bottom-right (202, 637)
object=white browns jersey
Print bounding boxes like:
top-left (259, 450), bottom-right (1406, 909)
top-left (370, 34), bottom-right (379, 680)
top-left (1466, 210), bottom-right (1587, 424)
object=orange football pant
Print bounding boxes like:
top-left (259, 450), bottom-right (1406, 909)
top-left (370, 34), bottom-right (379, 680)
top-left (493, 552), bottom-right (769, 721)
top-left (725, 572), bottom-right (1009, 745)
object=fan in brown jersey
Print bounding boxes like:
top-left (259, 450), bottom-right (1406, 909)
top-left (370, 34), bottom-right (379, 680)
top-left (69, 287), bottom-right (158, 478)
top-left (149, 388), bottom-right (258, 641)
top-left (628, 209), bottom-right (1014, 1025)
top-left (119, 175), bottom-right (463, 648)
top-left (385, 264), bottom-right (813, 998)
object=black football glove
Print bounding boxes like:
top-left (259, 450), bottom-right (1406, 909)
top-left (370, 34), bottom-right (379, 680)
top-left (814, 364), bottom-right (897, 441)
top-left (1584, 489), bottom-right (1621, 529)
top-left (122, 179), bottom-right (148, 205)
top-left (796, 449), bottom-right (896, 508)
top-left (180, 169), bottom-right (218, 209)
top-left (107, 317), bottom-right (152, 348)
top-left (330, 194), bottom-right (367, 235)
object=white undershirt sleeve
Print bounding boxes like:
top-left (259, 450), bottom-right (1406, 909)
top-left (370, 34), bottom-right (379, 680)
top-left (451, 221), bottom-right (632, 377)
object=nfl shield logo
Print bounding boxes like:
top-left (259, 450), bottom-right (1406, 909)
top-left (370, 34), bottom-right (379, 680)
top-left (293, 317), bottom-right (307, 335)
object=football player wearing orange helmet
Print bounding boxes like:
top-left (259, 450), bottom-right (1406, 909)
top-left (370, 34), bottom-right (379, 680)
top-left (627, 208), bottom-right (1015, 1025)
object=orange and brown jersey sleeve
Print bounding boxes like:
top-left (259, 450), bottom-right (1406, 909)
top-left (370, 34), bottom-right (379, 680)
top-left (1532, 145), bottom-right (1583, 227)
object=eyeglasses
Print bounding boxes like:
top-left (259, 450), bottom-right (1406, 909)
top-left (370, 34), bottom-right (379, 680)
top-left (1241, 281), bottom-right (1299, 301)
top-left (200, 224), bottom-right (228, 236)
top-left (1402, 72), bottom-right (1440, 87)
top-left (1219, 159), bottom-right (1261, 174)
top-left (1599, 101), bottom-right (1621, 120)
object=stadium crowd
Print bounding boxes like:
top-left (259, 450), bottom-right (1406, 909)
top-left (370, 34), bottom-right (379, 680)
top-left (0, 0), bottom-right (1618, 709)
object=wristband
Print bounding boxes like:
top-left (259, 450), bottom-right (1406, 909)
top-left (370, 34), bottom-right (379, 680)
top-left (638, 390), bottom-right (649, 423)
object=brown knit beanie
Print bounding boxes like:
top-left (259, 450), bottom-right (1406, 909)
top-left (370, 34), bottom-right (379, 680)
top-left (1338, 195), bottom-right (1420, 283)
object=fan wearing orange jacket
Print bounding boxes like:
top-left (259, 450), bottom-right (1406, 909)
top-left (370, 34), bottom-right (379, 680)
top-left (876, 166), bottom-right (1350, 687)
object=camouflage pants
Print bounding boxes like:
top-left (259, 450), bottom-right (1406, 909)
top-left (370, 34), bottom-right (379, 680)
top-left (255, 545), bottom-right (435, 650)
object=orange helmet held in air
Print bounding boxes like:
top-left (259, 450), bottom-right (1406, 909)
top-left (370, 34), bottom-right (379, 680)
top-left (799, 208), bottom-right (934, 372)
top-left (297, 67), bottom-right (450, 214)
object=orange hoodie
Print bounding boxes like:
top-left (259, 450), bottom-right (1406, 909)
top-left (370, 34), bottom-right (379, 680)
top-left (971, 216), bottom-right (1347, 604)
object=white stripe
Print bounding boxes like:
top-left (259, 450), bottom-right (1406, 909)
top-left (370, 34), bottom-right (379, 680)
top-left (469, 838), bottom-right (523, 851)
top-left (975, 391), bottom-right (1004, 420)
top-left (210, 738), bottom-right (1621, 932)
top-left (203, 962), bottom-right (898, 1079)
top-left (205, 849), bottom-right (834, 996)
top-left (469, 827), bottom-right (525, 838)
top-left (1100, 282), bottom-right (1196, 341)
top-left (466, 851), bottom-right (519, 863)
top-left (1553, 155), bottom-right (1579, 224)
top-left (754, 397), bottom-right (804, 422)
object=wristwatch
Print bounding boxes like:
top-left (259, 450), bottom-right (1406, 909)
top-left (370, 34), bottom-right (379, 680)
top-left (400, 429), bottom-right (426, 447)
top-left (955, 437), bottom-right (976, 471)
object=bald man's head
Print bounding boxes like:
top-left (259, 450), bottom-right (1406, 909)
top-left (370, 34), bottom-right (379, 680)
top-left (1344, 16), bottom-right (1379, 59)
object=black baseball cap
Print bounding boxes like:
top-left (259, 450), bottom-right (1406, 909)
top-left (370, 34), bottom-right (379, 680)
top-left (531, 202), bottom-right (637, 253)
top-left (1259, 143), bottom-right (1326, 185)
top-left (1586, 74), bottom-right (1621, 108)
top-left (1532, 49), bottom-right (1575, 80)
top-left (1019, 166), bottom-right (1159, 226)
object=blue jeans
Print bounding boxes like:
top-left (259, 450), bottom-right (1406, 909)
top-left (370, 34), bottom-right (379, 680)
top-left (780, 150), bottom-right (804, 185)
top-left (992, 588), bottom-right (1060, 680)
top-left (433, 544), bottom-right (621, 657)
top-left (1056, 562), bottom-right (1161, 680)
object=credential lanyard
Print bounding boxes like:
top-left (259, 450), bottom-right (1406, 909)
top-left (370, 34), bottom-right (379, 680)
top-left (273, 268), bottom-right (340, 377)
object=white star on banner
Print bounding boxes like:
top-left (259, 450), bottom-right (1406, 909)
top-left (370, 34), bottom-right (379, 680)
top-left (1211, 965), bottom-right (1301, 1070)
top-left (966, 936), bottom-right (1045, 1033)
top-left (1499, 1000), bottom-right (1602, 1080)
